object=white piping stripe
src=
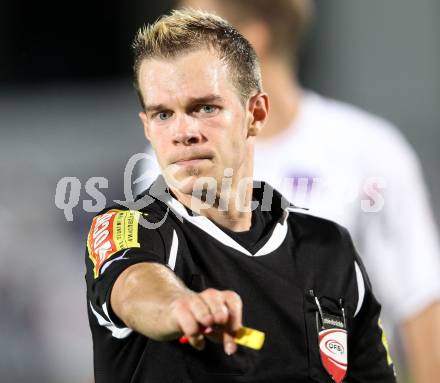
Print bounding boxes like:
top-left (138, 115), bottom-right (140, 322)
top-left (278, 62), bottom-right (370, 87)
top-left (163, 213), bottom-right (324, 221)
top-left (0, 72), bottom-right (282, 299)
top-left (100, 249), bottom-right (130, 274)
top-left (89, 302), bottom-right (132, 339)
top-left (167, 230), bottom-right (179, 270)
top-left (255, 216), bottom-right (289, 257)
top-left (165, 197), bottom-right (289, 257)
top-left (166, 197), bottom-right (252, 256)
top-left (354, 261), bottom-right (365, 317)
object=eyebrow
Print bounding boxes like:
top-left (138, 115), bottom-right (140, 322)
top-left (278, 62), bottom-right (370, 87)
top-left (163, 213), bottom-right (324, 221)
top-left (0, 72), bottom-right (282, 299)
top-left (144, 94), bottom-right (225, 113)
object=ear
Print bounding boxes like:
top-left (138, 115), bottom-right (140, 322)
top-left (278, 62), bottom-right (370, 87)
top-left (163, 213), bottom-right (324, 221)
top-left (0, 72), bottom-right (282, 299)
top-left (139, 111), bottom-right (151, 141)
top-left (247, 93), bottom-right (269, 137)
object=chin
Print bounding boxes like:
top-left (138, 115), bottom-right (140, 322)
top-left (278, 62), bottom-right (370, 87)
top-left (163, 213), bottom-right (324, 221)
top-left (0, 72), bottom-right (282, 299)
top-left (164, 164), bottom-right (217, 194)
top-left (163, 171), bottom-right (198, 194)
top-left (166, 174), bottom-right (219, 201)
top-left (174, 176), bottom-right (199, 195)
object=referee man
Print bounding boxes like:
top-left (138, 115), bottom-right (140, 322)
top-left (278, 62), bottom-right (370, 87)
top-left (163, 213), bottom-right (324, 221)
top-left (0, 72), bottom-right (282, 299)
top-left (85, 9), bottom-right (396, 382)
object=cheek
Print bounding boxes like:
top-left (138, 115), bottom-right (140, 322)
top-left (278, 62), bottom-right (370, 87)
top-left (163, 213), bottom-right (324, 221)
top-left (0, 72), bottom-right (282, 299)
top-left (216, 116), bottom-right (247, 162)
top-left (147, 132), bottom-right (168, 160)
top-left (149, 124), bottom-right (170, 144)
top-left (221, 108), bottom-right (246, 135)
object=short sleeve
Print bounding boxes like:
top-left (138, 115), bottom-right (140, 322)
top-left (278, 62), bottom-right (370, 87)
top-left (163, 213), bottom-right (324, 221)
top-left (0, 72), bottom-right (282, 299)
top-left (85, 208), bottom-right (169, 335)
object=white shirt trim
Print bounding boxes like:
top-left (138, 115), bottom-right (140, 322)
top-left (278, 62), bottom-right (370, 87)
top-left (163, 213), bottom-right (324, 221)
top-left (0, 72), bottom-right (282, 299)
top-left (167, 229), bottom-right (179, 270)
top-left (165, 196), bottom-right (289, 257)
top-left (354, 261), bottom-right (365, 317)
top-left (89, 302), bottom-right (132, 339)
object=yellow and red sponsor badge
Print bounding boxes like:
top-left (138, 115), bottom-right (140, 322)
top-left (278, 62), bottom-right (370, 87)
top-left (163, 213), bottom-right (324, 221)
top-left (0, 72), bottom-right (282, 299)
top-left (87, 209), bottom-right (141, 278)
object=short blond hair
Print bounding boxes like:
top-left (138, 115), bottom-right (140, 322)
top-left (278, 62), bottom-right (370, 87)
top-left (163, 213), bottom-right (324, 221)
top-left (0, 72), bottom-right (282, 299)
top-left (132, 9), bottom-right (262, 109)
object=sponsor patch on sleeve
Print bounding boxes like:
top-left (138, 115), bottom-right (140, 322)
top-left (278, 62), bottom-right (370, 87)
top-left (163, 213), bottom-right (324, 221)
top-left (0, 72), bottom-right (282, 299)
top-left (87, 209), bottom-right (141, 278)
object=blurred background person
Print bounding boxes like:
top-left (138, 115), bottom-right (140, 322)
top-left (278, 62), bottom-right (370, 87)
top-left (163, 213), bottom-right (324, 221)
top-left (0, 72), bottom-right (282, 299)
top-left (1, 0), bottom-right (440, 382)
top-left (135, 1), bottom-right (440, 381)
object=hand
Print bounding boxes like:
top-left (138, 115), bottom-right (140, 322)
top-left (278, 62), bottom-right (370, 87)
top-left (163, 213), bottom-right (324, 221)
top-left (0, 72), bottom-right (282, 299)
top-left (167, 288), bottom-right (243, 355)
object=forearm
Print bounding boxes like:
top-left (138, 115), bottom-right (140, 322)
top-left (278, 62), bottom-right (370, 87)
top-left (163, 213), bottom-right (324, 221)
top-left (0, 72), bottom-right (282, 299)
top-left (111, 262), bottom-right (194, 340)
top-left (111, 261), bottom-right (243, 354)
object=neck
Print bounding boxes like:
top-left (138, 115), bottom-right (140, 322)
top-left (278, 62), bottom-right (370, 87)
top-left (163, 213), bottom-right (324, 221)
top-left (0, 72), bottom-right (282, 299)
top-left (171, 143), bottom-right (256, 232)
top-left (258, 56), bottom-right (302, 140)
top-left (172, 180), bottom-right (254, 232)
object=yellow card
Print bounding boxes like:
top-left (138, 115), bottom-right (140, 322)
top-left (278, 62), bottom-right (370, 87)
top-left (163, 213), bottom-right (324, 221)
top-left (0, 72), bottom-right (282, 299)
top-left (234, 326), bottom-right (265, 350)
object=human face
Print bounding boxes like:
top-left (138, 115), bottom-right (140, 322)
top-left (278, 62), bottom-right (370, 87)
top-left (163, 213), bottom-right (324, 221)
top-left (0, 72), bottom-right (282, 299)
top-left (138, 49), bottom-right (255, 195)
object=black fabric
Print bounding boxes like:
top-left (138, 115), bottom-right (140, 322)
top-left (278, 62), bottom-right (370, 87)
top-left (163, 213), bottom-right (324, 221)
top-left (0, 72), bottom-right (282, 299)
top-left (218, 203), bottom-right (276, 251)
top-left (85, 177), bottom-right (396, 383)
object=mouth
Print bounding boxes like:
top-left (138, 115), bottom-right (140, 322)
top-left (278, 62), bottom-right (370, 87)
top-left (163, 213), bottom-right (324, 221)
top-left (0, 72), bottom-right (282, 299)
top-left (173, 159), bottom-right (211, 170)
top-left (172, 153), bottom-right (214, 167)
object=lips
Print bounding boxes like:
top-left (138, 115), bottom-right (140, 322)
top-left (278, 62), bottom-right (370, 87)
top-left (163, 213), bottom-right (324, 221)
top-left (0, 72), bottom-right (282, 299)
top-left (175, 157), bottom-right (210, 164)
top-left (173, 158), bottom-right (211, 170)
top-left (171, 151), bottom-right (214, 165)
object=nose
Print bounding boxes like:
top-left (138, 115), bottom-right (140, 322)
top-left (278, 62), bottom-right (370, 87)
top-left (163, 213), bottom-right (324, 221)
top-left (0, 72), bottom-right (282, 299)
top-left (172, 115), bottom-right (202, 146)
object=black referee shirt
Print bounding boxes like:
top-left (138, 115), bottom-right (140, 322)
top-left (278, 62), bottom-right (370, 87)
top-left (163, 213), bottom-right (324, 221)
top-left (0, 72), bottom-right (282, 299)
top-left (85, 177), bottom-right (396, 382)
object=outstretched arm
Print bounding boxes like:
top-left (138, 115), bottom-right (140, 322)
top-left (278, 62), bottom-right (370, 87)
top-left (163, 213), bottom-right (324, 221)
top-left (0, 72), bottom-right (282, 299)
top-left (111, 262), bottom-right (243, 355)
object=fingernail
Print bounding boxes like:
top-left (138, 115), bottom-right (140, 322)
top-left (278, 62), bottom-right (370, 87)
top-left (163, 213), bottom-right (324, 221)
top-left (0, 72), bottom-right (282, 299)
top-left (225, 342), bottom-right (235, 355)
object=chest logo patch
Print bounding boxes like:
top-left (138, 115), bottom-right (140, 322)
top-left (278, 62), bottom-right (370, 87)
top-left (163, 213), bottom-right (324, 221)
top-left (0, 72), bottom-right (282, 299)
top-left (318, 328), bottom-right (347, 383)
top-left (87, 209), bottom-right (141, 278)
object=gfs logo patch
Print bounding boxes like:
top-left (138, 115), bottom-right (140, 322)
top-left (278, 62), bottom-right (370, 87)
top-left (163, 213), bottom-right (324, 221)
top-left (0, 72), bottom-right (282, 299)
top-left (319, 328), bottom-right (347, 383)
top-left (87, 209), bottom-right (141, 278)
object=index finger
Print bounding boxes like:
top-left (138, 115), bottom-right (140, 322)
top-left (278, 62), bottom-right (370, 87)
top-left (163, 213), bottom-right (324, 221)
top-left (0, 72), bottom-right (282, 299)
top-left (222, 290), bottom-right (243, 333)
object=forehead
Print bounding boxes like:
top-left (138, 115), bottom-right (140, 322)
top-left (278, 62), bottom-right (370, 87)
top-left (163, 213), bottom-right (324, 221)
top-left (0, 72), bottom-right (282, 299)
top-left (138, 49), bottom-right (238, 105)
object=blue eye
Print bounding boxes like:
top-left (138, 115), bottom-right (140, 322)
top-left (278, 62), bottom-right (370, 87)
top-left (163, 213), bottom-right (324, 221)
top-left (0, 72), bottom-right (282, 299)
top-left (158, 111), bottom-right (172, 120)
top-left (200, 105), bottom-right (216, 113)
